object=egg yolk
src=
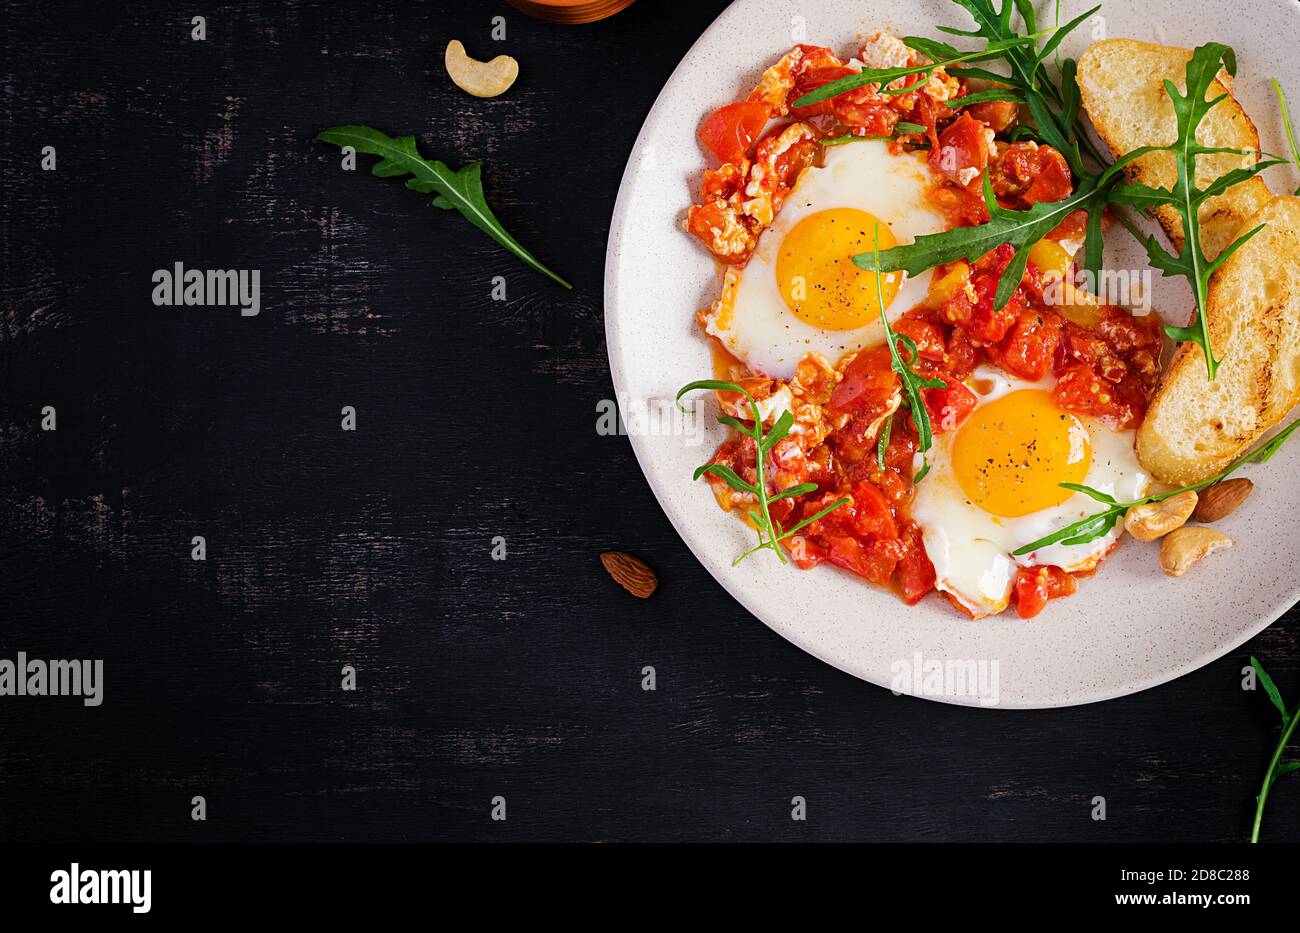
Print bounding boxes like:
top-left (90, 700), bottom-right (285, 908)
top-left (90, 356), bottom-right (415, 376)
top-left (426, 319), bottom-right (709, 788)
top-left (776, 208), bottom-right (903, 331)
top-left (951, 390), bottom-right (1092, 518)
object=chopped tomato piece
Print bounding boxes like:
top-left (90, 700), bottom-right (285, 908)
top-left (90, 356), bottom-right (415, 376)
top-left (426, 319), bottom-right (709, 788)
top-left (1048, 207), bottom-right (1089, 243)
top-left (967, 99), bottom-right (1019, 132)
top-left (894, 316), bottom-right (947, 362)
top-left (1052, 364), bottom-right (1148, 430)
top-left (848, 480), bottom-right (898, 540)
top-left (833, 93), bottom-right (899, 135)
top-left (821, 534), bottom-right (902, 585)
top-left (1013, 565), bottom-right (1077, 619)
top-left (698, 101), bottom-right (771, 165)
top-left (928, 113), bottom-right (989, 188)
top-left (1023, 148), bottom-right (1073, 205)
top-left (830, 345), bottom-right (899, 413)
top-left (966, 268), bottom-right (1025, 344)
top-left (907, 91), bottom-right (946, 149)
top-left (786, 481), bottom-right (906, 586)
top-left (928, 182), bottom-right (990, 228)
top-left (698, 162), bottom-right (746, 201)
top-left (935, 244), bottom-right (1027, 344)
top-left (790, 61), bottom-right (857, 118)
top-left (896, 522), bottom-right (936, 604)
top-left (920, 381), bottom-right (977, 433)
top-left (996, 309), bottom-right (1063, 381)
top-left (757, 128), bottom-right (817, 191)
top-left (945, 325), bottom-right (980, 379)
top-left (685, 199), bottom-right (756, 264)
top-left (768, 495), bottom-right (797, 528)
top-left (990, 141), bottom-right (1072, 206)
top-left (1098, 309), bottom-right (1163, 391)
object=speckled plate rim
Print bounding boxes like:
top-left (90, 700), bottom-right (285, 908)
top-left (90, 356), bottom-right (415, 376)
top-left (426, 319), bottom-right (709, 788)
top-left (604, 0), bottom-right (1300, 708)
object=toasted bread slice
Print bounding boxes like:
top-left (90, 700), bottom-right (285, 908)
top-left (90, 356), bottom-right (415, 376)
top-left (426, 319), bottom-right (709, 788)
top-left (1136, 195), bottom-right (1300, 485)
top-left (1077, 38), bottom-right (1272, 260)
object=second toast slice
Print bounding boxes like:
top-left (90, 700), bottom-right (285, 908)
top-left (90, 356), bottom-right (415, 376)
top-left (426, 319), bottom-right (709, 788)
top-left (1077, 38), bottom-right (1272, 261)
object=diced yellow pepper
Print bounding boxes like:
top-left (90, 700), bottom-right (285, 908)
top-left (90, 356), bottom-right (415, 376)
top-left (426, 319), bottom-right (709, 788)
top-left (1028, 237), bottom-right (1072, 279)
top-left (1029, 238), bottom-right (1103, 325)
top-left (925, 261), bottom-right (970, 307)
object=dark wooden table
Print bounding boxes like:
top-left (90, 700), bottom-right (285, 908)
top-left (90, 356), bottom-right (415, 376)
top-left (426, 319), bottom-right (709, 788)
top-left (0, 0), bottom-right (1295, 843)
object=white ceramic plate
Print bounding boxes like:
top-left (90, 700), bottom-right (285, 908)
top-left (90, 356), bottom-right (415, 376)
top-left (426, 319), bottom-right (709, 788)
top-left (604, 0), bottom-right (1300, 707)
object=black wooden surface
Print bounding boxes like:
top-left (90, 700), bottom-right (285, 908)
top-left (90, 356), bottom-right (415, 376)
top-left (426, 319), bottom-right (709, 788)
top-left (0, 0), bottom-right (1296, 843)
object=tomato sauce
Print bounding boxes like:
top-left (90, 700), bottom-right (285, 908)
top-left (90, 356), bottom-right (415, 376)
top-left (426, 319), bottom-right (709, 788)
top-left (688, 41), bottom-right (1164, 619)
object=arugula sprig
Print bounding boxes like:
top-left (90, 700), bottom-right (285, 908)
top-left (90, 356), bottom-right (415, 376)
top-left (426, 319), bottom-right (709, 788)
top-left (821, 121), bottom-right (927, 146)
top-left (865, 233), bottom-right (947, 481)
top-left (831, 0), bottom-right (1116, 307)
top-left (1012, 416), bottom-right (1300, 556)
top-left (1269, 79), bottom-right (1300, 196)
top-left (316, 125), bottom-right (571, 289)
top-left (938, 0), bottom-right (1104, 176)
top-left (1108, 44), bottom-right (1285, 379)
top-left (876, 413), bottom-right (894, 471)
top-left (1249, 656), bottom-right (1300, 843)
top-left (794, 34), bottom-right (1043, 108)
top-left (807, 4), bottom-right (1280, 382)
top-left (856, 159), bottom-right (1135, 310)
top-left (676, 382), bottom-right (849, 566)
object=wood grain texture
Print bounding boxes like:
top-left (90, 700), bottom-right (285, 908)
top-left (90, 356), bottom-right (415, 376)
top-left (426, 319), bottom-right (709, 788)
top-left (0, 0), bottom-right (1296, 843)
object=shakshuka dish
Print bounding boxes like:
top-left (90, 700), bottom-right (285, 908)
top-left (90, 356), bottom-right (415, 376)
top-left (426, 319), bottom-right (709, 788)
top-left (683, 35), bottom-right (1164, 620)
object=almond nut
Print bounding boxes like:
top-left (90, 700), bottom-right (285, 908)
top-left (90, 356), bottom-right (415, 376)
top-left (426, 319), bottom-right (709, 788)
top-left (1192, 477), bottom-right (1253, 523)
top-left (1123, 489), bottom-right (1198, 541)
top-left (1159, 526), bottom-right (1232, 577)
top-left (445, 40), bottom-right (519, 98)
top-left (600, 551), bottom-right (657, 598)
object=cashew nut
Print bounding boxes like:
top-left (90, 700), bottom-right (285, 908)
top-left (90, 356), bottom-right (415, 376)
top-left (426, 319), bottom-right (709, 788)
top-left (1159, 526), bottom-right (1232, 577)
top-left (445, 40), bottom-right (518, 98)
top-left (1123, 490), bottom-right (1198, 541)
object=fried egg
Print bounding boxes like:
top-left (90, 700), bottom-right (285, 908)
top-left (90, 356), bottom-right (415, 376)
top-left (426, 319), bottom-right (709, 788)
top-left (911, 366), bottom-right (1150, 618)
top-left (703, 138), bottom-right (946, 380)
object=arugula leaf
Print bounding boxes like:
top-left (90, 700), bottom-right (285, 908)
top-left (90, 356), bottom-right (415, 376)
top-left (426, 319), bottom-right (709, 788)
top-left (316, 125), bottom-right (571, 289)
top-left (1059, 511), bottom-right (1119, 546)
top-left (1249, 656), bottom-right (1300, 842)
top-left (855, 173), bottom-right (1110, 310)
top-left (1246, 417), bottom-right (1300, 464)
top-left (864, 233), bottom-right (945, 482)
top-left (821, 133), bottom-right (892, 146)
top-left (693, 463), bottom-right (753, 494)
top-left (1059, 482), bottom-right (1116, 504)
top-left (854, 33), bottom-right (1274, 376)
top-left (1035, 4), bottom-right (1096, 70)
top-left (877, 412), bottom-right (894, 471)
top-left (949, 0), bottom-right (1102, 175)
top-left (793, 34), bottom-right (1040, 107)
top-left (839, 0), bottom-right (1122, 311)
top-left (677, 381), bottom-right (848, 566)
top-left (1012, 415), bottom-right (1300, 556)
top-left (820, 121), bottom-right (931, 148)
top-left (1253, 657), bottom-right (1291, 726)
top-left (945, 87), bottom-right (1027, 108)
top-left (1270, 79), bottom-right (1300, 195)
top-left (1080, 190), bottom-right (1107, 284)
top-left (770, 482), bottom-right (818, 502)
top-left (1059, 58), bottom-right (1081, 131)
top-left (1106, 45), bottom-right (1281, 378)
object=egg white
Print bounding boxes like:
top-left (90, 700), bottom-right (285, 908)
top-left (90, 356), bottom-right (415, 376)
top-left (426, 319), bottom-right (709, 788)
top-left (702, 138), bottom-right (946, 380)
top-left (911, 366), bottom-right (1150, 618)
